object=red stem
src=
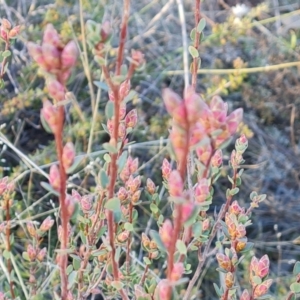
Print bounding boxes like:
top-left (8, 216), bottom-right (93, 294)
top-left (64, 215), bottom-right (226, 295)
top-left (54, 105), bottom-right (68, 300)
top-left (115, 0), bottom-right (130, 76)
top-left (126, 202), bottom-right (133, 274)
top-left (192, 0), bottom-right (201, 89)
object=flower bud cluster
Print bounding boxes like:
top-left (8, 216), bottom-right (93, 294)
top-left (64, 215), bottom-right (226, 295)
top-left (0, 18), bottom-right (20, 41)
top-left (106, 81), bottom-right (138, 142)
top-left (231, 134), bottom-right (248, 168)
top-left (24, 244), bottom-right (47, 262)
top-left (162, 88), bottom-right (243, 166)
top-left (216, 247), bottom-right (238, 273)
top-left (249, 255), bottom-right (272, 299)
top-left (225, 201), bottom-right (249, 252)
top-left (0, 177), bottom-right (14, 210)
top-left (28, 24), bottom-right (78, 90)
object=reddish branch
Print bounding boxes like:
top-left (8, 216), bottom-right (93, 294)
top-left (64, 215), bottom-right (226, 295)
top-left (183, 168), bottom-right (238, 300)
top-left (192, 0), bottom-right (201, 89)
top-left (54, 105), bottom-right (68, 300)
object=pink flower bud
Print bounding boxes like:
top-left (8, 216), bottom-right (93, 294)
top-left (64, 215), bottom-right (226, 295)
top-left (216, 253), bottom-right (232, 272)
top-left (43, 24), bottom-right (61, 48)
top-left (0, 291), bottom-right (6, 300)
top-left (71, 189), bottom-right (81, 203)
top-left (257, 255), bottom-right (270, 278)
top-left (65, 195), bottom-right (75, 219)
top-left (131, 190), bottom-right (141, 204)
top-left (146, 178), bottom-right (156, 195)
top-left (195, 179), bottom-right (210, 203)
top-left (182, 200), bottom-right (194, 222)
top-left (46, 79), bottom-right (65, 101)
top-left (66, 291), bottom-right (74, 300)
top-left (62, 142), bottom-right (75, 170)
top-left (170, 125), bottom-right (188, 164)
top-left (42, 43), bottom-right (61, 69)
top-left (2, 19), bottom-right (11, 30)
top-left (126, 175), bottom-right (141, 194)
top-left (226, 108), bottom-right (243, 135)
top-left (26, 222), bottom-right (36, 237)
top-left (27, 244), bottom-right (37, 261)
top-left (184, 86), bottom-right (206, 125)
top-left (129, 157), bottom-right (139, 174)
top-left (225, 272), bottom-right (234, 288)
top-left (100, 21), bottom-right (111, 42)
top-left (41, 99), bottom-right (59, 133)
top-left (195, 142), bottom-right (212, 165)
top-left (119, 80), bottom-right (131, 100)
top-left (118, 122), bottom-right (126, 139)
top-left (235, 134), bottom-right (248, 153)
top-left (159, 219), bottom-right (173, 249)
top-left (170, 262), bottom-right (184, 281)
top-left (202, 218), bottom-right (210, 231)
top-left (168, 170), bottom-right (183, 197)
top-left (162, 88), bottom-right (185, 121)
top-left (229, 200), bottom-right (243, 215)
top-left (80, 195), bottom-right (93, 212)
top-left (253, 279), bottom-right (273, 298)
top-left (240, 289), bottom-right (251, 300)
top-left (131, 49), bottom-right (145, 67)
top-left (37, 247), bottom-right (47, 261)
top-left (189, 123), bottom-right (206, 147)
top-left (0, 177), bottom-right (8, 195)
top-left (61, 40), bottom-right (78, 69)
top-left (210, 95), bottom-right (228, 123)
top-left (211, 149), bottom-right (223, 167)
top-left (40, 216), bottom-right (54, 231)
top-left (236, 224), bottom-right (246, 239)
top-left (118, 187), bottom-right (128, 202)
top-left (225, 213), bottom-right (237, 239)
top-left (8, 25), bottom-right (20, 38)
top-left (162, 159), bottom-right (172, 180)
top-left (119, 102), bottom-right (126, 119)
top-left (125, 109), bottom-right (138, 128)
top-left (0, 27), bottom-right (7, 40)
top-left (117, 230), bottom-right (130, 243)
top-left (27, 42), bottom-right (48, 69)
top-left (155, 279), bottom-right (170, 300)
top-left (141, 233), bottom-right (151, 248)
top-left (250, 256), bottom-right (259, 276)
top-left (49, 164), bottom-right (61, 191)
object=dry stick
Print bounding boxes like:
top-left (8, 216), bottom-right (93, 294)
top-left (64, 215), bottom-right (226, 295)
top-left (54, 106), bottom-right (68, 300)
top-left (183, 168), bottom-right (238, 300)
top-left (191, 0), bottom-right (201, 89)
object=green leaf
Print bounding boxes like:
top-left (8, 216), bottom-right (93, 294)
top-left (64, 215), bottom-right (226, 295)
top-left (291, 282), bottom-right (300, 293)
top-left (22, 252), bottom-right (30, 261)
top-left (105, 197), bottom-right (121, 211)
top-left (40, 113), bottom-right (53, 134)
top-left (293, 261), bottom-right (300, 276)
top-left (103, 153), bottom-right (111, 163)
top-left (176, 240), bottom-right (187, 255)
top-left (252, 276), bottom-right (262, 285)
top-left (143, 256), bottom-right (151, 265)
top-left (103, 142), bottom-right (118, 153)
top-left (150, 203), bottom-right (159, 214)
top-left (117, 151), bottom-right (128, 171)
top-left (192, 221), bottom-right (202, 238)
top-left (105, 100), bottom-right (115, 119)
top-left (66, 265), bottom-right (73, 275)
top-left (188, 46), bottom-right (199, 58)
top-left (66, 156), bottom-right (85, 174)
top-left (93, 81), bottom-right (109, 91)
top-left (111, 280), bottom-right (124, 291)
top-left (73, 257), bottom-right (81, 270)
top-left (149, 230), bottom-right (166, 253)
top-left (190, 28), bottom-right (196, 41)
top-left (197, 18), bottom-right (206, 33)
top-left (124, 222), bottom-right (134, 231)
top-left (213, 283), bottom-right (222, 297)
top-left (2, 50), bottom-right (11, 58)
top-left (40, 182), bottom-right (60, 197)
top-left (99, 169), bottom-right (109, 189)
top-left (229, 187), bottom-right (239, 196)
top-left (68, 271), bottom-right (77, 289)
